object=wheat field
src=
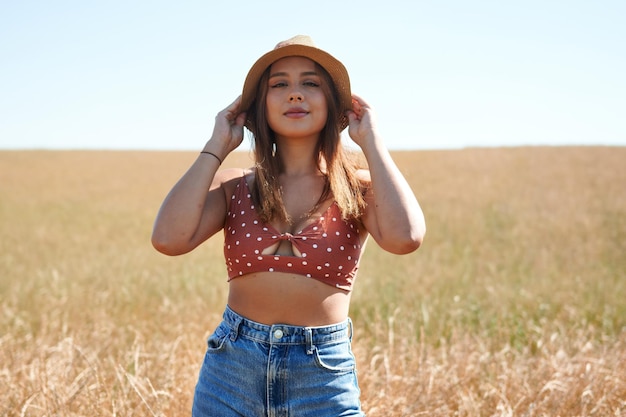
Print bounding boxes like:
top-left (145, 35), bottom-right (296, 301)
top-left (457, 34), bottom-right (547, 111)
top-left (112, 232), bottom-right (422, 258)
top-left (1, 147), bottom-right (624, 416)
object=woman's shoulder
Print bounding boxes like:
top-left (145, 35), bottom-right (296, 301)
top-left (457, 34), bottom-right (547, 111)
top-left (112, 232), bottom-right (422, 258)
top-left (215, 167), bottom-right (255, 196)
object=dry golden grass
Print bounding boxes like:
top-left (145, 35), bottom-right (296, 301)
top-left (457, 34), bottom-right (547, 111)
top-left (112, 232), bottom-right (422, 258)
top-left (1, 147), bottom-right (624, 416)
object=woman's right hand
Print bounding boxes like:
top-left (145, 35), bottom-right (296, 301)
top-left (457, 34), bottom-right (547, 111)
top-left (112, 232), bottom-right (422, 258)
top-left (205, 96), bottom-right (247, 157)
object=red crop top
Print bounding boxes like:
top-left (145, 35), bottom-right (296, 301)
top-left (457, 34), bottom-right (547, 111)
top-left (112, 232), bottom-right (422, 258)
top-left (223, 176), bottom-right (362, 291)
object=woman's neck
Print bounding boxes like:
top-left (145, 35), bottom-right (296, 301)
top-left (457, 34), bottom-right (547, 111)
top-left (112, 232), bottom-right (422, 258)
top-left (275, 137), bottom-right (321, 177)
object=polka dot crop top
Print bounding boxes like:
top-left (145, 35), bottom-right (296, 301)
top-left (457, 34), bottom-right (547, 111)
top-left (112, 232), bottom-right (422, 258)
top-left (224, 176), bottom-right (362, 291)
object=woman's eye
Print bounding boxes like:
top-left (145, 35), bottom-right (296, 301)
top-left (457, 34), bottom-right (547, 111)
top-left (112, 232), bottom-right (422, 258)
top-left (304, 81), bottom-right (319, 87)
top-left (271, 82), bottom-right (287, 88)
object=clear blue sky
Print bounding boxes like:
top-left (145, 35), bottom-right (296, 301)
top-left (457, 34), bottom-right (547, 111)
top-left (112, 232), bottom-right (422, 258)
top-left (1, 0), bottom-right (624, 151)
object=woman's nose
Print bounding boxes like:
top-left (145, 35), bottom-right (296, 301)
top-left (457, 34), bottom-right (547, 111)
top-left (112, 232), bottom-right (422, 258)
top-left (289, 92), bottom-right (303, 102)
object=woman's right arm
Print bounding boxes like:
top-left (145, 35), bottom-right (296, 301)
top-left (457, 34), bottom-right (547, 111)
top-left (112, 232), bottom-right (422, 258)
top-left (151, 97), bottom-right (247, 256)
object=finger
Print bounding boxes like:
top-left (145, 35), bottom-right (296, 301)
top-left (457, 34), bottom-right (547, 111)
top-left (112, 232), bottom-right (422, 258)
top-left (235, 111), bottom-right (247, 127)
top-left (351, 93), bottom-right (369, 107)
top-left (352, 95), bottom-right (373, 120)
top-left (350, 99), bottom-right (360, 116)
top-left (223, 96), bottom-right (243, 120)
top-left (350, 100), bottom-right (366, 121)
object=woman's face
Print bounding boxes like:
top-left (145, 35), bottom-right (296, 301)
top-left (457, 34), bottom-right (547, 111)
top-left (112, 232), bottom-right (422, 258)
top-left (265, 56), bottom-right (328, 140)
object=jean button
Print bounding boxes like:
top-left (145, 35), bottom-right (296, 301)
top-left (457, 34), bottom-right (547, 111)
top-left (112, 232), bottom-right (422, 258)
top-left (273, 329), bottom-right (284, 339)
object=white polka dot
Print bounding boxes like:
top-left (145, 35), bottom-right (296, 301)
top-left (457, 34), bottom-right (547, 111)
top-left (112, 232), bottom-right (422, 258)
top-left (269, 268), bottom-right (274, 272)
top-left (312, 244), bottom-right (318, 249)
top-left (287, 263), bottom-right (292, 267)
top-left (247, 263), bottom-right (252, 267)
top-left (257, 237), bottom-right (262, 241)
top-left (302, 260), bottom-right (308, 265)
top-left (317, 266), bottom-right (322, 270)
top-left (327, 248), bottom-right (332, 252)
top-left (325, 263), bottom-right (330, 267)
top-left (340, 246), bottom-right (345, 251)
top-left (257, 256), bottom-right (263, 260)
top-left (246, 233), bottom-right (251, 238)
top-left (241, 222), bottom-right (246, 227)
top-left (322, 233), bottom-right (327, 238)
top-left (235, 241), bottom-right (240, 245)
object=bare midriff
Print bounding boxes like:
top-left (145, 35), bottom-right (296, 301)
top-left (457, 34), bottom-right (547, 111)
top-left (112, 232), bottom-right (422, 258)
top-left (227, 271), bottom-right (352, 326)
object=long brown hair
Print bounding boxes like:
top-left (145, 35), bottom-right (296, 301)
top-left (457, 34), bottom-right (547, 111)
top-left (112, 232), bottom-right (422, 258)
top-left (246, 63), bottom-right (367, 224)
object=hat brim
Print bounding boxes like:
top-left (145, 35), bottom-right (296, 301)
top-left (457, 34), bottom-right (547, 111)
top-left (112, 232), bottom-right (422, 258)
top-left (241, 44), bottom-right (352, 132)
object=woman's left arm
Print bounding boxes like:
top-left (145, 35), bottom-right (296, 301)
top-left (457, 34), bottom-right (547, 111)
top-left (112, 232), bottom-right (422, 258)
top-left (348, 94), bottom-right (426, 254)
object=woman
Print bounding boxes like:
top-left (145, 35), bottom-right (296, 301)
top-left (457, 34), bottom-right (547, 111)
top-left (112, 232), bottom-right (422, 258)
top-left (152, 35), bottom-right (426, 417)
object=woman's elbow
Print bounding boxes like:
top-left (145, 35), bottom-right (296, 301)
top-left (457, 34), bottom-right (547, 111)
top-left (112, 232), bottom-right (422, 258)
top-left (151, 231), bottom-right (190, 256)
top-left (395, 233), bottom-right (425, 254)
top-left (151, 235), bottom-right (175, 256)
top-left (388, 223), bottom-right (426, 254)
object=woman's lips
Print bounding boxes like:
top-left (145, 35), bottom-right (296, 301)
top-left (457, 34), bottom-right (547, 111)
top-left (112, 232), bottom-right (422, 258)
top-left (284, 107), bottom-right (308, 118)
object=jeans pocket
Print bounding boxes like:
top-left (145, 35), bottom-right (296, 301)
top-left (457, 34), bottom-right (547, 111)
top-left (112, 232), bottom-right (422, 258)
top-left (206, 323), bottom-right (229, 353)
top-left (313, 341), bottom-right (356, 373)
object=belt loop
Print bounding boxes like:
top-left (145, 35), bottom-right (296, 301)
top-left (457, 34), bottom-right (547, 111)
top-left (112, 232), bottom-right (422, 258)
top-left (304, 328), bottom-right (314, 355)
top-left (347, 318), bottom-right (353, 341)
top-left (230, 316), bottom-right (243, 342)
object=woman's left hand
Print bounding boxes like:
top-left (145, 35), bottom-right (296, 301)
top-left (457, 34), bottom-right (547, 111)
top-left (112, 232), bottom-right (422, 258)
top-left (347, 94), bottom-right (377, 147)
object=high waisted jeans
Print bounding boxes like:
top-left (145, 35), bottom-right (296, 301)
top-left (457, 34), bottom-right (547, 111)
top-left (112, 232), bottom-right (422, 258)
top-left (191, 305), bottom-right (365, 416)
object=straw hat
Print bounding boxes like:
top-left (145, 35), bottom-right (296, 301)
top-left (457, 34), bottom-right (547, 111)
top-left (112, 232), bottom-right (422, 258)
top-left (241, 35), bottom-right (352, 131)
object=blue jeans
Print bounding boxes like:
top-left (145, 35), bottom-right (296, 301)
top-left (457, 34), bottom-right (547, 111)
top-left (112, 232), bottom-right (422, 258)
top-left (192, 305), bottom-right (365, 416)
